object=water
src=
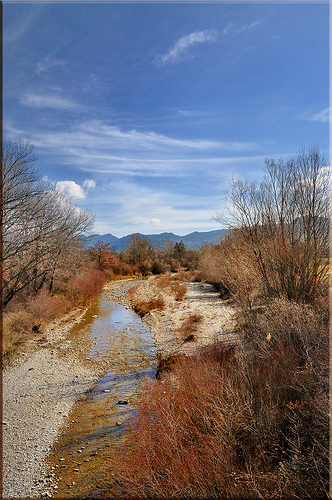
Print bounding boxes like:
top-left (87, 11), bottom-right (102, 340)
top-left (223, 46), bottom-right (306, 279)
top-left (46, 282), bottom-right (156, 498)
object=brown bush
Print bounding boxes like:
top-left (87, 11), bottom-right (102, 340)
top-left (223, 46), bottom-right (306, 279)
top-left (173, 283), bottom-right (187, 301)
top-left (27, 289), bottom-right (62, 326)
top-left (176, 312), bottom-right (203, 342)
top-left (133, 298), bottom-right (165, 317)
top-left (66, 269), bottom-right (107, 305)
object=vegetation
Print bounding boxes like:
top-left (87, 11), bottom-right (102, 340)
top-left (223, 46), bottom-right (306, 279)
top-left (111, 148), bottom-right (329, 498)
top-left (1, 139), bottom-right (200, 364)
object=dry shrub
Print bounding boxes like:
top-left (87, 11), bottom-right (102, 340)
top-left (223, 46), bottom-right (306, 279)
top-left (154, 273), bottom-right (173, 289)
top-left (176, 312), bottom-right (202, 342)
top-left (66, 269), bottom-right (107, 305)
top-left (172, 270), bottom-right (196, 282)
top-left (27, 289), bottom-right (62, 327)
top-left (3, 310), bottom-right (34, 363)
top-left (173, 283), bottom-right (187, 301)
top-left (113, 299), bottom-right (328, 498)
top-left (249, 297), bottom-right (329, 370)
top-left (133, 298), bottom-right (165, 317)
top-left (154, 273), bottom-right (187, 301)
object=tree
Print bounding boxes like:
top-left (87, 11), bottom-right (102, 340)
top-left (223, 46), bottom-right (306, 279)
top-left (2, 139), bottom-right (94, 306)
top-left (88, 240), bottom-right (117, 270)
top-left (125, 234), bottom-right (156, 265)
top-left (216, 147), bottom-right (329, 303)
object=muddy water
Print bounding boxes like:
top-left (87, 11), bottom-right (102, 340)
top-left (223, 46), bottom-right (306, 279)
top-left (46, 282), bottom-right (156, 498)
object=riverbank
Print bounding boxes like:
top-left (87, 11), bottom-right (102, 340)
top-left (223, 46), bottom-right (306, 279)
top-left (3, 276), bottom-right (237, 498)
top-left (105, 276), bottom-right (238, 358)
top-left (2, 308), bottom-right (101, 499)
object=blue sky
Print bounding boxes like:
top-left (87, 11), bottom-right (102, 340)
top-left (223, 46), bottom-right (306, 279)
top-left (3, 2), bottom-right (329, 237)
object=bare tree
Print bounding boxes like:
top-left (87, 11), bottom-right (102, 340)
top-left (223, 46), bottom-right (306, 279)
top-left (216, 147), bottom-right (329, 304)
top-left (2, 139), bottom-right (94, 306)
top-left (125, 234), bottom-right (156, 265)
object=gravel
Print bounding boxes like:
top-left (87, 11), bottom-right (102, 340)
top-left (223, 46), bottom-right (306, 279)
top-left (2, 313), bottom-right (100, 499)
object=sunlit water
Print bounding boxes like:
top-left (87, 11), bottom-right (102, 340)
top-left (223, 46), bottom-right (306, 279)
top-left (46, 282), bottom-right (156, 498)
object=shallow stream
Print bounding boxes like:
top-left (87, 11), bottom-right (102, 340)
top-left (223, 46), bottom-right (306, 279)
top-left (46, 281), bottom-right (156, 497)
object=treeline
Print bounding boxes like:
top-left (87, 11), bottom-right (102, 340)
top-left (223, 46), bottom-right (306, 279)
top-left (111, 148), bottom-right (329, 499)
top-left (88, 235), bottom-right (199, 279)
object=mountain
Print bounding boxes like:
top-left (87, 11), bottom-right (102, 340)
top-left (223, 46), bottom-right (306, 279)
top-left (83, 229), bottom-right (227, 251)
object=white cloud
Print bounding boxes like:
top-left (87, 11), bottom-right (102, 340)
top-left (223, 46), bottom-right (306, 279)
top-left (150, 218), bottom-right (162, 224)
top-left (36, 57), bottom-right (65, 75)
top-left (56, 181), bottom-right (85, 199)
top-left (4, 8), bottom-right (41, 43)
top-left (223, 19), bottom-right (264, 36)
top-left (83, 179), bottom-right (96, 189)
top-left (21, 92), bottom-right (79, 110)
top-left (156, 29), bottom-right (217, 66)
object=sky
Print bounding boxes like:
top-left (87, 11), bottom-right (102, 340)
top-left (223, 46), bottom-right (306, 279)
top-left (3, 1), bottom-right (329, 237)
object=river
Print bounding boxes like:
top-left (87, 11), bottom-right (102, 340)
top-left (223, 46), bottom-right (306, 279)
top-left (45, 280), bottom-right (156, 498)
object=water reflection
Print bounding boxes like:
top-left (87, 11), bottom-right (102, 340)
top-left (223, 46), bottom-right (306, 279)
top-left (46, 283), bottom-right (156, 498)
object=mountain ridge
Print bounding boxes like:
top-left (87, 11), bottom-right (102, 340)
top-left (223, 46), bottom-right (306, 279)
top-left (83, 229), bottom-right (227, 250)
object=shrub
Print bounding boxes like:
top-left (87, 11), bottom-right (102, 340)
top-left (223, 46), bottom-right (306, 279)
top-left (173, 283), bottom-right (187, 301)
top-left (27, 289), bottom-right (61, 326)
top-left (133, 298), bottom-right (165, 317)
top-left (112, 299), bottom-right (328, 498)
top-left (176, 312), bottom-right (202, 342)
top-left (66, 269), bottom-right (107, 305)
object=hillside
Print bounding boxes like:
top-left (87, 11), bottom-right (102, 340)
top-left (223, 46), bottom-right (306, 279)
top-left (83, 229), bottom-right (227, 250)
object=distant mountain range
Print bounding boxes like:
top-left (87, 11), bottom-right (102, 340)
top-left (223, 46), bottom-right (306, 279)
top-left (83, 229), bottom-right (227, 251)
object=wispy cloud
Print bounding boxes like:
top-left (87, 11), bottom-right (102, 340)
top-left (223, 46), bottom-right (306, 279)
top-left (223, 19), bottom-right (264, 36)
top-left (90, 178), bottom-right (222, 235)
top-left (5, 119), bottom-right (259, 179)
top-left (155, 29), bottom-right (217, 66)
top-left (21, 92), bottom-right (80, 110)
top-left (83, 179), bottom-right (96, 189)
top-left (305, 107), bottom-right (331, 123)
top-left (4, 7), bottom-right (41, 43)
top-left (36, 57), bottom-right (65, 75)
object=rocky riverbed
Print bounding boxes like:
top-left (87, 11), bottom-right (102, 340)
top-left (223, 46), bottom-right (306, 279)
top-left (3, 277), bottom-right (237, 498)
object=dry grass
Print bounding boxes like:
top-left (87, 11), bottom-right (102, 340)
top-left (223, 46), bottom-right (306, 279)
top-left (173, 283), bottom-right (187, 301)
top-left (111, 298), bottom-right (329, 499)
top-left (176, 312), bottom-right (203, 342)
